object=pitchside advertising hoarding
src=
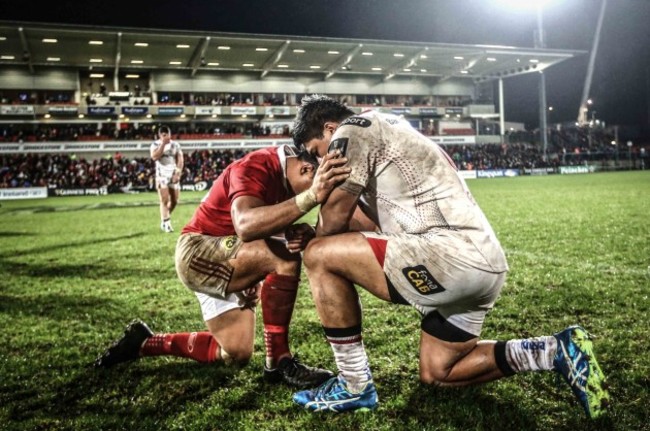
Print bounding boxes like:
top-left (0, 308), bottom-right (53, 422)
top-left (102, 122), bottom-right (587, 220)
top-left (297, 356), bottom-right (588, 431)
top-left (0, 187), bottom-right (48, 200)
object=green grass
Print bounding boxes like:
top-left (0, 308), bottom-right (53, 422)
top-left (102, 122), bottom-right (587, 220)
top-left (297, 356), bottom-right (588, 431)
top-left (1, 171), bottom-right (649, 431)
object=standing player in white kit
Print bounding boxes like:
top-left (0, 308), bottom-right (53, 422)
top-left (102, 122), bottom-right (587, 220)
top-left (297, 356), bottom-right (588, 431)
top-left (150, 125), bottom-right (183, 233)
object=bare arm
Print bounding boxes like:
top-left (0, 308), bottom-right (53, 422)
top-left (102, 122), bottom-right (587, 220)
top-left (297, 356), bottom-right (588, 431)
top-left (232, 152), bottom-right (351, 242)
top-left (150, 142), bottom-right (167, 161)
top-left (316, 187), bottom-right (360, 237)
top-left (175, 147), bottom-right (184, 171)
top-left (349, 205), bottom-right (378, 232)
top-left (232, 195), bottom-right (308, 242)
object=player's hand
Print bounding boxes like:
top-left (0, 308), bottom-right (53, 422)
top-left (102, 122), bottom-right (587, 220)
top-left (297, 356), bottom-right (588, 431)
top-left (236, 282), bottom-right (261, 310)
top-left (285, 223), bottom-right (316, 253)
top-left (171, 172), bottom-right (180, 183)
top-left (311, 150), bottom-right (351, 203)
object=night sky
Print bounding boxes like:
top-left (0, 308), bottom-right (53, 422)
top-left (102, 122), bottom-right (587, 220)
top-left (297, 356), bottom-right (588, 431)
top-left (2, 0), bottom-right (649, 139)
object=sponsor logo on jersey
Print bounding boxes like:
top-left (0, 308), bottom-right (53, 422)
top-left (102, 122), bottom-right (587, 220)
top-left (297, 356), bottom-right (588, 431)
top-left (340, 116), bottom-right (372, 128)
top-left (328, 138), bottom-right (349, 157)
top-left (223, 236), bottom-right (237, 250)
top-left (402, 265), bottom-right (446, 295)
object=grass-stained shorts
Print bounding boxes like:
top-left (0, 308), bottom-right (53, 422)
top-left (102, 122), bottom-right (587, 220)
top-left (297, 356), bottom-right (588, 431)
top-left (175, 232), bottom-right (243, 299)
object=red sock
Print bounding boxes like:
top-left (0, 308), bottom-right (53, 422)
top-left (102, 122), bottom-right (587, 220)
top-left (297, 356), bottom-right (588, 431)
top-left (140, 331), bottom-right (219, 363)
top-left (261, 273), bottom-right (299, 368)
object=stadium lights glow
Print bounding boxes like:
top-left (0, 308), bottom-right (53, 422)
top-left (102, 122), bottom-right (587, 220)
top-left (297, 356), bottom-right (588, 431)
top-left (403, 68), bottom-right (412, 72)
top-left (42, 38), bottom-right (58, 43)
top-left (277, 64), bottom-right (289, 68)
top-left (131, 60), bottom-right (143, 64)
top-left (89, 73), bottom-right (104, 78)
top-left (0, 37), bottom-right (6, 41)
top-left (44, 114), bottom-right (51, 119)
top-left (255, 47), bottom-right (268, 51)
top-left (207, 62), bottom-right (220, 66)
top-left (176, 44), bottom-right (190, 48)
top-left (242, 63), bottom-right (254, 67)
top-left (119, 114), bottom-right (125, 118)
top-left (495, 0), bottom-right (555, 10)
top-left (78, 114), bottom-right (85, 118)
top-left (134, 42), bottom-right (149, 47)
top-left (1, 55), bottom-right (15, 60)
top-left (180, 114), bottom-right (186, 118)
top-left (371, 67), bottom-right (382, 71)
top-left (487, 57), bottom-right (497, 62)
top-left (242, 114), bottom-right (247, 118)
top-left (461, 70), bottom-right (469, 74)
top-left (454, 56), bottom-right (464, 60)
top-left (361, 52), bottom-right (373, 56)
top-left (217, 46), bottom-right (230, 50)
top-left (292, 49), bottom-right (305, 53)
top-left (211, 114), bottom-right (217, 118)
top-left (420, 54), bottom-right (428, 59)
top-left (420, 69), bottom-right (427, 72)
top-left (169, 61), bottom-right (182, 65)
top-left (393, 53), bottom-right (404, 57)
top-left (309, 65), bottom-right (321, 69)
top-left (328, 50), bottom-right (339, 55)
top-left (89, 58), bottom-right (103, 63)
top-left (125, 74), bottom-right (139, 78)
top-left (530, 59), bottom-right (540, 63)
top-left (146, 114), bottom-right (152, 118)
top-left (88, 40), bottom-right (103, 45)
top-left (47, 57), bottom-right (60, 61)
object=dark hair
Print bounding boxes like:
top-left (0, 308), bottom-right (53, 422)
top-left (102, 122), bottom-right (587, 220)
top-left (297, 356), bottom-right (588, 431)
top-left (292, 95), bottom-right (354, 149)
top-left (158, 125), bottom-right (171, 135)
top-left (296, 149), bottom-right (319, 168)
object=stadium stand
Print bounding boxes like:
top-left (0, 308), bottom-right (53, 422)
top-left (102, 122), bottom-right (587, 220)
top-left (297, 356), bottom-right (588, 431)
top-left (1, 23), bottom-right (647, 194)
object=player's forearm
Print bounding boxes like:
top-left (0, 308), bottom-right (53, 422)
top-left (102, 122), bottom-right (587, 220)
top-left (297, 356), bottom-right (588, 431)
top-left (316, 211), bottom-right (350, 236)
top-left (233, 200), bottom-right (307, 242)
top-left (150, 146), bottom-right (165, 160)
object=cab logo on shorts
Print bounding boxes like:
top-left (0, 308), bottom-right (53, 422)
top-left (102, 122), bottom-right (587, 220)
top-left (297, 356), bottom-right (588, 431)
top-left (402, 265), bottom-right (446, 295)
top-left (223, 236), bottom-right (237, 250)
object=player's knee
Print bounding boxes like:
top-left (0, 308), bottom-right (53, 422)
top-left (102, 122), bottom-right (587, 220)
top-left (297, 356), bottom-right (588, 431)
top-left (220, 344), bottom-right (253, 366)
top-left (419, 365), bottom-right (452, 386)
top-left (303, 237), bottom-right (329, 271)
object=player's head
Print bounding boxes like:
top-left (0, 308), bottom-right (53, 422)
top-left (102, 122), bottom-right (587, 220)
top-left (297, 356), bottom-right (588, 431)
top-left (292, 95), bottom-right (354, 158)
top-left (158, 125), bottom-right (171, 140)
top-left (285, 149), bottom-right (319, 195)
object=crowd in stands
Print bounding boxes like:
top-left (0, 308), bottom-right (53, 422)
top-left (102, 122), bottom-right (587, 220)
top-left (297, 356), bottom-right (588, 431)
top-left (3, 141), bottom-right (645, 191)
top-left (0, 123), bottom-right (291, 143)
top-left (0, 149), bottom-right (249, 191)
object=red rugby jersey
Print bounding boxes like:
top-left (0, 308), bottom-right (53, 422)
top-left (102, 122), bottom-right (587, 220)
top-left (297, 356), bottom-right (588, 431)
top-left (182, 146), bottom-right (290, 236)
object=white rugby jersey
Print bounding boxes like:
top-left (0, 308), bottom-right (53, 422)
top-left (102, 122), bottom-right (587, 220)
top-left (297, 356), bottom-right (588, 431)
top-left (331, 110), bottom-right (508, 272)
top-left (150, 139), bottom-right (181, 176)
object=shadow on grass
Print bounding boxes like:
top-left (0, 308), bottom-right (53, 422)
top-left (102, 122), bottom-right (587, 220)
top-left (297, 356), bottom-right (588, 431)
top-left (0, 232), bottom-right (146, 259)
top-left (0, 259), bottom-right (171, 281)
top-left (3, 361), bottom-right (243, 425)
top-left (0, 231), bottom-right (36, 237)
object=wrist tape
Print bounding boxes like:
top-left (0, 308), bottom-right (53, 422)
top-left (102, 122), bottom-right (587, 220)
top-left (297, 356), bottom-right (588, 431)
top-left (295, 189), bottom-right (317, 213)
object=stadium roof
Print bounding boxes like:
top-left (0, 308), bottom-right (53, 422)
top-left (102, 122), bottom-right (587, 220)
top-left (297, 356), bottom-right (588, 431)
top-left (0, 21), bottom-right (586, 82)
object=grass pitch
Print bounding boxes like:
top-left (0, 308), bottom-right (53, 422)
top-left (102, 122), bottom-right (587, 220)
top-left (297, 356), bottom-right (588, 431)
top-left (0, 171), bottom-right (648, 431)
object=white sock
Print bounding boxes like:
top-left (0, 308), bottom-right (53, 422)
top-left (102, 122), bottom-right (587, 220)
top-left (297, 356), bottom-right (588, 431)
top-left (505, 336), bottom-right (557, 372)
top-left (326, 330), bottom-right (372, 393)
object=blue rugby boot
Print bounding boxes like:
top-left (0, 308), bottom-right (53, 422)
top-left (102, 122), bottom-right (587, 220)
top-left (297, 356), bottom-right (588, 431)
top-left (553, 325), bottom-right (610, 419)
top-left (293, 375), bottom-right (378, 413)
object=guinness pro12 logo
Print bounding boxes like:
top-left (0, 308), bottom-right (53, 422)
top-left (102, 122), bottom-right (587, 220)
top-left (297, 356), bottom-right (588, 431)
top-left (402, 265), bottom-right (446, 295)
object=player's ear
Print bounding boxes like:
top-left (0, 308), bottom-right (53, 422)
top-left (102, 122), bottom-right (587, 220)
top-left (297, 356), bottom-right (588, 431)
top-left (324, 121), bottom-right (338, 134)
top-left (299, 162), bottom-right (314, 176)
